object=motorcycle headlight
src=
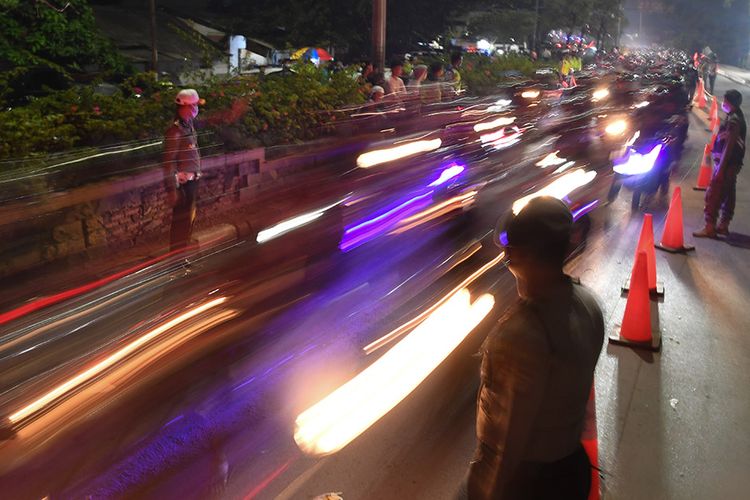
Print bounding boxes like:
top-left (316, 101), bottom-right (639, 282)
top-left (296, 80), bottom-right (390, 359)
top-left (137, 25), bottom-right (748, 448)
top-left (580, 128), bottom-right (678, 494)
top-left (605, 119), bottom-right (628, 136)
top-left (592, 88), bottom-right (610, 102)
top-left (521, 90), bottom-right (541, 99)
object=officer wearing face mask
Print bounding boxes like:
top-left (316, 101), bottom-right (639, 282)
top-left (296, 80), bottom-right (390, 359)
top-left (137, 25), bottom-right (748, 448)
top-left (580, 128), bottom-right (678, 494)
top-left (694, 89), bottom-right (747, 237)
top-left (163, 89), bottom-right (203, 251)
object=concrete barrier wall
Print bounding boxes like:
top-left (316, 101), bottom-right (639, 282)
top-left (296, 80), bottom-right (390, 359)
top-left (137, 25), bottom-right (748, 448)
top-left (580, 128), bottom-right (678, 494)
top-left (0, 144), bottom-right (353, 278)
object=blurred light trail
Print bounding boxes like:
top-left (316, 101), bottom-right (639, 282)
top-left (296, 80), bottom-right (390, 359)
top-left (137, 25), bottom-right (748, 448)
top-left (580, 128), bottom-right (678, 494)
top-left (572, 200), bottom-right (599, 220)
top-left (536, 151), bottom-right (568, 168)
top-left (256, 198), bottom-right (347, 244)
top-left (428, 164), bottom-right (465, 187)
top-left (605, 119), bottom-right (628, 136)
top-left (339, 192), bottom-right (434, 251)
top-left (364, 251), bottom-right (503, 355)
top-left (512, 169), bottom-right (597, 215)
top-left (294, 288), bottom-right (495, 456)
top-left (633, 101), bottom-right (650, 109)
top-left (473, 116), bottom-right (516, 133)
top-left (488, 99), bottom-right (512, 112)
top-left (390, 191), bottom-right (477, 235)
top-left (625, 130), bottom-right (641, 147)
top-left (592, 88), bottom-right (610, 102)
top-left (0, 140), bottom-right (163, 184)
top-left (613, 144), bottom-right (663, 175)
top-left (553, 161), bottom-right (576, 174)
top-left (356, 139), bottom-right (442, 168)
top-left (0, 246), bottom-right (196, 327)
top-left (7, 297), bottom-right (228, 425)
top-left (522, 90), bottom-right (541, 99)
top-left (480, 126), bottom-right (522, 150)
top-left (244, 458), bottom-right (296, 499)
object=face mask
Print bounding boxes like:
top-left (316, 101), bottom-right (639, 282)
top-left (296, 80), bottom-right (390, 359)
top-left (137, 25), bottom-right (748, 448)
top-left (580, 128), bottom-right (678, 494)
top-left (722, 102), bottom-right (732, 114)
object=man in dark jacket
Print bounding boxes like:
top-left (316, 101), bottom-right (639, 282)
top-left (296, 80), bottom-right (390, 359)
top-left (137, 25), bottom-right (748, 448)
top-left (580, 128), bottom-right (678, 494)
top-left (466, 197), bottom-right (604, 500)
top-left (163, 89), bottom-right (203, 251)
top-left (694, 89), bottom-right (747, 237)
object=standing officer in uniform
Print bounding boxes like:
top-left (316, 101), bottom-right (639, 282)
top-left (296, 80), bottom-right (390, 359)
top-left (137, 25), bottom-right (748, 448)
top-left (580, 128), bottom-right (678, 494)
top-left (163, 89), bottom-right (203, 251)
top-left (694, 89), bottom-right (747, 237)
top-left (465, 197), bottom-right (604, 500)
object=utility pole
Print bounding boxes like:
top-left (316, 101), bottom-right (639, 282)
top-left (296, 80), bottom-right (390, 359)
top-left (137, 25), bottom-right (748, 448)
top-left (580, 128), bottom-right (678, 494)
top-left (149, 0), bottom-right (158, 73)
top-left (638, 2), bottom-right (643, 39)
top-left (532, 0), bottom-right (540, 52)
top-left (616, 11), bottom-right (622, 47)
top-left (372, 0), bottom-right (386, 71)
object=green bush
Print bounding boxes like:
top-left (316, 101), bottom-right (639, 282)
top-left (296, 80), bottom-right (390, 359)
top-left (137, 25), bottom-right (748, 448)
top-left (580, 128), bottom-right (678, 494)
top-left (0, 55), bottom-right (541, 165)
top-left (461, 53), bottom-right (542, 95)
top-left (0, 65), bottom-right (365, 163)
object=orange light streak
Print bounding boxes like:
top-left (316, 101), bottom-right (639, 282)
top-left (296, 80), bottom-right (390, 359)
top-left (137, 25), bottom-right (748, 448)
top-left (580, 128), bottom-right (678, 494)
top-left (294, 289), bottom-right (494, 456)
top-left (8, 297), bottom-right (228, 424)
top-left (363, 252), bottom-right (503, 355)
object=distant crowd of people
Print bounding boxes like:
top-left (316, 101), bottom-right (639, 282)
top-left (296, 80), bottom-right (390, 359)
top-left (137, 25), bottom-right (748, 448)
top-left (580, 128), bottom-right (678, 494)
top-left (358, 53), bottom-right (465, 108)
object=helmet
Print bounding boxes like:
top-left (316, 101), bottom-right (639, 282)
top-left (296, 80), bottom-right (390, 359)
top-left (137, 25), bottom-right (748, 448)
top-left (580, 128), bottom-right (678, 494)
top-left (725, 89), bottom-right (743, 108)
top-left (175, 89), bottom-right (200, 105)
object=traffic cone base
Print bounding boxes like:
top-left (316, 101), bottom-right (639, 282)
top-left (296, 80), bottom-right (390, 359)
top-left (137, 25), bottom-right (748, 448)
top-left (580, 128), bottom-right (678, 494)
top-left (694, 145), bottom-right (713, 190)
top-left (613, 250), bottom-right (656, 347)
top-left (655, 241), bottom-right (695, 253)
top-left (609, 323), bottom-right (662, 351)
top-left (622, 278), bottom-right (665, 297)
top-left (657, 187), bottom-right (696, 253)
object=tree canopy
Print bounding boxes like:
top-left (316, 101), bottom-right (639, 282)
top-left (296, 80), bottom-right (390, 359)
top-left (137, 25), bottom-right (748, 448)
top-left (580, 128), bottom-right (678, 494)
top-left (0, 0), bottom-right (127, 72)
top-left (0, 0), bottom-right (128, 102)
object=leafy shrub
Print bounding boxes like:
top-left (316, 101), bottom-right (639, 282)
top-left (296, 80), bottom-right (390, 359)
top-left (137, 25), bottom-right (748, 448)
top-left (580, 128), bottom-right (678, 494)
top-left (0, 65), bottom-right (364, 163)
top-left (461, 53), bottom-right (542, 95)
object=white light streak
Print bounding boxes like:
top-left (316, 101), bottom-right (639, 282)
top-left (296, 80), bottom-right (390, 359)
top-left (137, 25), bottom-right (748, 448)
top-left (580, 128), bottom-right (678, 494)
top-left (256, 198), bottom-right (347, 243)
top-left (294, 289), bottom-right (495, 456)
top-left (473, 116), bottom-right (516, 133)
top-left (512, 169), bottom-right (597, 215)
top-left (356, 139), bottom-right (442, 168)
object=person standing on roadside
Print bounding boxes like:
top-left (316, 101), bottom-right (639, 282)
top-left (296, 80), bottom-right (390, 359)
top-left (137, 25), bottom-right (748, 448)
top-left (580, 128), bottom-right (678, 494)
top-left (444, 52), bottom-right (464, 96)
top-left (707, 55), bottom-right (718, 95)
top-left (421, 62), bottom-right (444, 104)
top-left (465, 197), bottom-right (604, 500)
top-left (387, 59), bottom-right (407, 98)
top-left (694, 89), bottom-right (747, 237)
top-left (407, 64), bottom-right (428, 112)
top-left (684, 63), bottom-right (699, 104)
top-left (163, 89), bottom-right (203, 251)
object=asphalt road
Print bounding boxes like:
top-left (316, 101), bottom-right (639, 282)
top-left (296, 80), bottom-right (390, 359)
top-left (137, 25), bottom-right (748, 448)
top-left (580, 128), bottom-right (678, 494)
top-left (2, 73), bottom-right (739, 499)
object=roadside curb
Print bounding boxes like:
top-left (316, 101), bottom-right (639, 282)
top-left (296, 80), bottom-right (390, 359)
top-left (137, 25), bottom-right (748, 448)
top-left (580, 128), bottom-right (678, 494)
top-left (194, 223), bottom-right (241, 250)
top-left (718, 69), bottom-right (748, 87)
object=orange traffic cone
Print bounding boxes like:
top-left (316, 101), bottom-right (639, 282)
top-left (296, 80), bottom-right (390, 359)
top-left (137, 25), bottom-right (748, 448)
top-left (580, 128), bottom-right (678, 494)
top-left (610, 250), bottom-right (661, 350)
top-left (656, 187), bottom-right (695, 253)
top-left (693, 78), bottom-right (706, 109)
top-left (707, 133), bottom-right (717, 153)
top-left (622, 214), bottom-right (664, 297)
top-left (581, 385), bottom-right (600, 500)
top-left (693, 144), bottom-right (713, 190)
top-left (709, 96), bottom-right (720, 131)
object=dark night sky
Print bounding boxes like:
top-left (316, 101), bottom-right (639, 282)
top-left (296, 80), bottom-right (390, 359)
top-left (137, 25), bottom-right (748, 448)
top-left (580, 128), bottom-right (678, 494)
top-left (620, 0), bottom-right (749, 63)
